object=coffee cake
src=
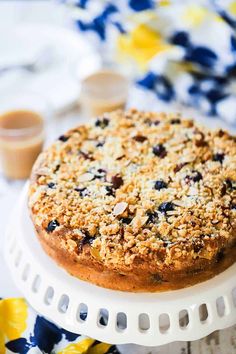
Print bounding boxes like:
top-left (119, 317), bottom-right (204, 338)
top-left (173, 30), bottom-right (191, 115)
top-left (28, 109), bottom-right (236, 292)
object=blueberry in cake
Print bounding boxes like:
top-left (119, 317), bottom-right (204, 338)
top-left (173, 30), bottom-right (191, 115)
top-left (28, 109), bottom-right (236, 292)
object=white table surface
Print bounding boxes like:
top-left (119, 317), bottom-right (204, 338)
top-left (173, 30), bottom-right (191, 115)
top-left (0, 2), bottom-right (235, 353)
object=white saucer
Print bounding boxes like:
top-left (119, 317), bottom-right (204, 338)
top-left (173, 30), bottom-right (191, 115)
top-left (0, 23), bottom-right (100, 113)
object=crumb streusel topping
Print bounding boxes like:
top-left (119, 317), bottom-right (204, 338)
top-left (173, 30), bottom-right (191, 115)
top-left (29, 109), bottom-right (236, 271)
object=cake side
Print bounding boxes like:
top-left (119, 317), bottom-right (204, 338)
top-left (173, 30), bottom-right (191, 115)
top-left (31, 217), bottom-right (236, 292)
top-left (28, 109), bottom-right (236, 292)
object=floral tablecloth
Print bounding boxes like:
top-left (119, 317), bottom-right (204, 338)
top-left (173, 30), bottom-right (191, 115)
top-left (66, 0), bottom-right (236, 125)
top-left (0, 298), bottom-right (117, 354)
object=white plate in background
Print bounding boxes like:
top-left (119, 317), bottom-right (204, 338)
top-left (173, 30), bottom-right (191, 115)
top-left (0, 23), bottom-right (100, 114)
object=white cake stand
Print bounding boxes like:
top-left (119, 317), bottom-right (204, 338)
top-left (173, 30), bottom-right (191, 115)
top-left (4, 184), bottom-right (236, 348)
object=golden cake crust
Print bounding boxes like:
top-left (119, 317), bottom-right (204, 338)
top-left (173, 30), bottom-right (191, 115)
top-left (28, 109), bottom-right (236, 292)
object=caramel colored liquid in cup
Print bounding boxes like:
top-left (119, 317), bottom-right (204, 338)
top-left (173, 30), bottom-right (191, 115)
top-left (0, 110), bottom-right (44, 179)
top-left (80, 70), bottom-right (129, 117)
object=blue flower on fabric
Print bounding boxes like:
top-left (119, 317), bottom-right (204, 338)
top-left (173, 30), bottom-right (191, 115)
top-left (185, 47), bottom-right (218, 69)
top-left (112, 21), bottom-right (126, 34)
top-left (188, 75), bottom-right (228, 115)
top-left (188, 83), bottom-right (200, 96)
top-left (76, 3), bottom-right (118, 40)
top-left (129, 0), bottom-right (154, 12)
top-left (71, 0), bottom-right (88, 9)
top-left (171, 32), bottom-right (218, 70)
top-left (6, 338), bottom-right (31, 354)
top-left (171, 31), bottom-right (190, 48)
top-left (214, 8), bottom-right (236, 29)
top-left (137, 72), bottom-right (175, 101)
top-left (188, 82), bottom-right (202, 107)
top-left (206, 89), bottom-right (228, 104)
top-left (107, 345), bottom-right (120, 353)
top-left (137, 72), bottom-right (156, 89)
top-left (31, 316), bottom-right (80, 352)
top-left (6, 316), bottom-right (80, 354)
top-left (231, 35), bottom-right (236, 52)
top-left (226, 37), bottom-right (236, 73)
top-left (30, 316), bottom-right (63, 352)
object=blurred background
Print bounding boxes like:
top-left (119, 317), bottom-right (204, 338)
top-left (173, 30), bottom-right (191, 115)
top-left (0, 0), bottom-right (236, 295)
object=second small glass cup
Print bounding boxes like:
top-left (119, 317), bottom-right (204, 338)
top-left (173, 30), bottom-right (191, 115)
top-left (80, 69), bottom-right (129, 117)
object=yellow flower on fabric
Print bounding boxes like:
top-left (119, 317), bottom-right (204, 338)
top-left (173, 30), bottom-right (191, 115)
top-left (183, 4), bottom-right (223, 25)
top-left (58, 338), bottom-right (95, 354)
top-left (229, 1), bottom-right (236, 16)
top-left (87, 343), bottom-right (112, 354)
top-left (0, 330), bottom-right (5, 354)
top-left (159, 0), bottom-right (170, 6)
top-left (0, 298), bottom-right (27, 341)
top-left (182, 5), bottom-right (208, 27)
top-left (117, 24), bottom-right (171, 69)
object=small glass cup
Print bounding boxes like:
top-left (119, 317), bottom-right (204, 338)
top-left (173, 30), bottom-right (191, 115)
top-left (0, 92), bottom-right (48, 179)
top-left (80, 69), bottom-right (129, 118)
